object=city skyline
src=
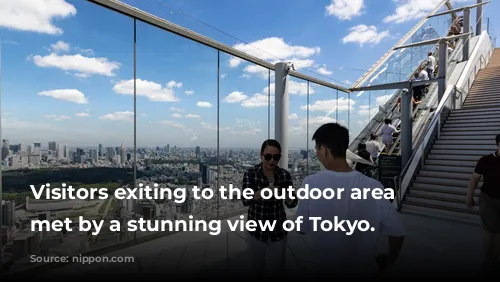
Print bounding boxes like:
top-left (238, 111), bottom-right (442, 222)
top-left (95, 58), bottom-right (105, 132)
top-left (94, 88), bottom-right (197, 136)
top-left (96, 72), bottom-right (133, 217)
top-left (4, 1), bottom-right (495, 147)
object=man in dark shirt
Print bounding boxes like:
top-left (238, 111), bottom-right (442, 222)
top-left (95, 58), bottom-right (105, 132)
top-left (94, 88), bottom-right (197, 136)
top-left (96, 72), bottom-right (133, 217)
top-left (242, 139), bottom-right (297, 277)
top-left (466, 133), bottom-right (500, 275)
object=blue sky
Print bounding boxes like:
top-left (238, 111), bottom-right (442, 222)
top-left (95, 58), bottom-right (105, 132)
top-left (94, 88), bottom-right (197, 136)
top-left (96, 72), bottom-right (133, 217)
top-left (1, 0), bottom-right (496, 148)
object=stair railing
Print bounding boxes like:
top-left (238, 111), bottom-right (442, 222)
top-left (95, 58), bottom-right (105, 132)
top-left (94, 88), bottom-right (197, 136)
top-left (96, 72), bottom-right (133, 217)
top-left (396, 84), bottom-right (456, 210)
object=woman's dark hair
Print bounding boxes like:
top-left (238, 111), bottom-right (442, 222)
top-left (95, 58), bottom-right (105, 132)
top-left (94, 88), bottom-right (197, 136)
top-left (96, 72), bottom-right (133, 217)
top-left (260, 139), bottom-right (281, 154)
top-left (312, 123), bottom-right (348, 158)
top-left (495, 133), bottom-right (500, 146)
top-left (384, 118), bottom-right (392, 124)
top-left (370, 133), bottom-right (377, 140)
top-left (358, 143), bottom-right (366, 151)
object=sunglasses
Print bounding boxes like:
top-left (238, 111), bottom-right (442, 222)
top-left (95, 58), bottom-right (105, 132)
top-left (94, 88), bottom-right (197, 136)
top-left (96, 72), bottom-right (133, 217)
top-left (263, 154), bottom-right (281, 161)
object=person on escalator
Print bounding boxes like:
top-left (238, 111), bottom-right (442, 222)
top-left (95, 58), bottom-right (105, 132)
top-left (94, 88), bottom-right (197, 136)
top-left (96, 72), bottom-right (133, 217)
top-left (425, 52), bottom-right (436, 80)
top-left (355, 143), bottom-right (373, 173)
top-left (379, 119), bottom-right (399, 154)
top-left (366, 133), bottom-right (382, 164)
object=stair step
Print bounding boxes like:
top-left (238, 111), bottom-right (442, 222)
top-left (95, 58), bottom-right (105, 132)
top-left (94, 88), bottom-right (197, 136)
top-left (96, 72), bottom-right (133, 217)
top-left (430, 149), bottom-right (490, 155)
top-left (401, 204), bottom-right (480, 225)
top-left (415, 176), bottom-right (481, 187)
top-left (427, 154), bottom-right (481, 161)
top-left (435, 139), bottom-right (494, 145)
top-left (408, 190), bottom-right (478, 203)
top-left (424, 159), bottom-right (477, 167)
top-left (438, 134), bottom-right (497, 140)
top-left (449, 110), bottom-right (499, 116)
top-left (447, 115), bottom-right (500, 122)
top-left (464, 96), bottom-right (500, 102)
top-left (442, 126), bottom-right (500, 132)
top-left (440, 130), bottom-right (499, 136)
top-left (462, 102), bottom-right (500, 108)
top-left (422, 164), bottom-right (475, 173)
top-left (403, 200), bottom-right (479, 215)
top-left (443, 122), bottom-right (500, 128)
top-left (419, 170), bottom-right (470, 180)
top-left (445, 118), bottom-right (500, 124)
top-left (412, 182), bottom-right (477, 195)
top-left (433, 144), bottom-right (498, 150)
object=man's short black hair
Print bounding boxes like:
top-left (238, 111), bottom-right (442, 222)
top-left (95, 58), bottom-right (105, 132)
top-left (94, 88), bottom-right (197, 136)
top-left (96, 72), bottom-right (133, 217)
top-left (384, 118), bottom-right (392, 124)
top-left (496, 133), bottom-right (500, 147)
top-left (312, 123), bottom-right (348, 158)
top-left (260, 139), bottom-right (281, 154)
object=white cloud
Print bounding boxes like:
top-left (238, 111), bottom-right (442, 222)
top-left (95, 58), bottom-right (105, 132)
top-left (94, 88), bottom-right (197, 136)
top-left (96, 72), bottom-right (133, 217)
top-left (301, 98), bottom-right (355, 112)
top-left (113, 79), bottom-right (180, 102)
top-left (170, 107), bottom-right (184, 112)
top-left (342, 25), bottom-right (389, 46)
top-left (229, 37), bottom-right (320, 71)
top-left (44, 114), bottom-right (70, 121)
top-left (99, 111), bottom-right (134, 122)
top-left (316, 65), bottom-right (333, 76)
top-left (200, 122), bottom-right (228, 132)
top-left (184, 90), bottom-right (194, 95)
top-left (383, 0), bottom-right (441, 24)
top-left (0, 0), bottom-right (76, 35)
top-left (326, 0), bottom-right (364, 20)
top-left (172, 113), bottom-right (182, 118)
top-left (185, 114), bottom-right (201, 119)
top-left (75, 112), bottom-right (90, 117)
top-left (288, 113), bottom-right (299, 120)
top-left (264, 80), bottom-right (315, 96)
top-left (160, 120), bottom-right (186, 129)
top-left (31, 46), bottom-right (120, 77)
top-left (50, 41), bottom-right (69, 52)
top-left (196, 101), bottom-right (212, 108)
top-left (38, 89), bottom-right (88, 104)
top-left (220, 74), bottom-right (227, 79)
top-left (167, 81), bottom-right (183, 88)
top-left (241, 94), bottom-right (273, 108)
top-left (224, 91), bottom-right (248, 103)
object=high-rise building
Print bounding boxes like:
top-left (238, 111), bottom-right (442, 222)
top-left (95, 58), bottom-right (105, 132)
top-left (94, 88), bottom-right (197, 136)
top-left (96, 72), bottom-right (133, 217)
top-left (98, 144), bottom-right (103, 157)
top-left (48, 141), bottom-right (57, 151)
top-left (1, 200), bottom-right (16, 226)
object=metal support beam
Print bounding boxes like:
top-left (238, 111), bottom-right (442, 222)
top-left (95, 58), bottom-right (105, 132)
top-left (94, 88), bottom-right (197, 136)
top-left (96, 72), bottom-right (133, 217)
top-left (437, 39), bottom-right (448, 102)
top-left (349, 78), bottom-right (441, 92)
top-left (428, 1), bottom-right (490, 18)
top-left (476, 0), bottom-right (483, 36)
top-left (87, 0), bottom-right (350, 93)
top-left (401, 87), bottom-right (413, 168)
top-left (463, 8), bottom-right (471, 61)
top-left (394, 33), bottom-right (471, 50)
top-left (275, 62), bottom-right (291, 170)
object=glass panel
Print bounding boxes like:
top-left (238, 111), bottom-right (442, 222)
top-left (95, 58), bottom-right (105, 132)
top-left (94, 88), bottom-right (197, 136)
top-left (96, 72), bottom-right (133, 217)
top-left (0, 1), bottom-right (133, 269)
top-left (218, 52), bottom-right (270, 217)
top-left (305, 83), bottom-right (344, 174)
top-left (135, 20), bottom-right (218, 234)
top-left (286, 77), bottom-right (309, 195)
top-left (360, 13), bottom-right (453, 88)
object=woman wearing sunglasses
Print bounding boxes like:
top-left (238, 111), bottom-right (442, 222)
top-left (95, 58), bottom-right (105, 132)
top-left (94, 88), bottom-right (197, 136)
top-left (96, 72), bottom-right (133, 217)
top-left (242, 139), bottom-right (297, 278)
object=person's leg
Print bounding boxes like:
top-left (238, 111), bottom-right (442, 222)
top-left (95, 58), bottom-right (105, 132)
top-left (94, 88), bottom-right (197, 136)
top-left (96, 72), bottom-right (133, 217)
top-left (266, 237), bottom-right (287, 276)
top-left (246, 233), bottom-right (268, 277)
top-left (478, 193), bottom-right (500, 276)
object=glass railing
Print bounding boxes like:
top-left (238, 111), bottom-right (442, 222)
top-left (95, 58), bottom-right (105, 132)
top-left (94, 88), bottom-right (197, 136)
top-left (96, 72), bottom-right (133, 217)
top-left (0, 0), bottom-right (348, 275)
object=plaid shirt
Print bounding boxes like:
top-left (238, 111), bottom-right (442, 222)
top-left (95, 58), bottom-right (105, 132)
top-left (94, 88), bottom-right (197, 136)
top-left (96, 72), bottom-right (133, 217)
top-left (242, 163), bottom-right (298, 242)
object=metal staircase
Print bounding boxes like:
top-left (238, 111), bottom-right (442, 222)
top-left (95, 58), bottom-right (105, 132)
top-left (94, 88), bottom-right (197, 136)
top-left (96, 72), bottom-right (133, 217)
top-left (401, 48), bottom-right (500, 224)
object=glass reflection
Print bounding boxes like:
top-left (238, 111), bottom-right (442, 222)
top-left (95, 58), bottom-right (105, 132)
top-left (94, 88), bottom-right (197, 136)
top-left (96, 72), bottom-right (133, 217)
top-left (0, 1), bottom-right (133, 271)
top-left (218, 52), bottom-right (271, 217)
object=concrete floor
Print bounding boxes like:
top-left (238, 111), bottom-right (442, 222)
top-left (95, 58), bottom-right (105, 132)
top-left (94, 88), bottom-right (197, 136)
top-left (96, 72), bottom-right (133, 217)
top-left (27, 212), bottom-right (486, 279)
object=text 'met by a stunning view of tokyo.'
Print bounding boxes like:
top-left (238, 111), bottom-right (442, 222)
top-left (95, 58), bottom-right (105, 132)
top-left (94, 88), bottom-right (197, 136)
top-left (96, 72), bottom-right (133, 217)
top-left (1, 0), bottom-right (498, 275)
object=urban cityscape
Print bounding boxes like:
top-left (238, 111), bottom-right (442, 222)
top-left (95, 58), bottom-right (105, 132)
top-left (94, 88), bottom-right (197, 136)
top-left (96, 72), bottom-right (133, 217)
top-left (1, 137), bottom-right (321, 270)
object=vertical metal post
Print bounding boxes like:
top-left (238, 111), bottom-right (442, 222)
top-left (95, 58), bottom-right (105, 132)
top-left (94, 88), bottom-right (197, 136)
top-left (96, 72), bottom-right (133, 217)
top-left (133, 19), bottom-right (137, 241)
top-left (268, 69), bottom-right (271, 139)
top-left (487, 18), bottom-right (490, 34)
top-left (438, 39), bottom-right (448, 102)
top-left (401, 86), bottom-right (413, 167)
top-left (306, 81), bottom-right (310, 175)
top-left (463, 8), bottom-right (471, 61)
top-left (476, 0), bottom-right (483, 36)
top-left (274, 62), bottom-right (290, 170)
top-left (216, 50), bottom-right (220, 219)
top-left (0, 38), bottom-right (3, 267)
